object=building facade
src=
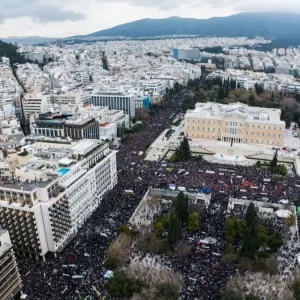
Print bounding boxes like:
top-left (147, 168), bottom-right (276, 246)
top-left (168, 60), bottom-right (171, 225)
top-left (0, 230), bottom-right (23, 300)
top-left (0, 140), bottom-right (117, 259)
top-left (184, 102), bottom-right (285, 147)
top-left (90, 92), bottom-right (136, 117)
top-left (173, 48), bottom-right (200, 60)
top-left (32, 113), bottom-right (100, 140)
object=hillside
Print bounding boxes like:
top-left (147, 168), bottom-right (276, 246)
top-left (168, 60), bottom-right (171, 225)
top-left (82, 12), bottom-right (300, 44)
top-left (0, 40), bottom-right (27, 64)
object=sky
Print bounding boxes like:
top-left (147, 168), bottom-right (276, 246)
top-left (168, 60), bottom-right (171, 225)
top-left (0, 0), bottom-right (300, 38)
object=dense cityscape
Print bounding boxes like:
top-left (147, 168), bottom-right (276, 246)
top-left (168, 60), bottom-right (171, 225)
top-left (1, 7), bottom-right (300, 300)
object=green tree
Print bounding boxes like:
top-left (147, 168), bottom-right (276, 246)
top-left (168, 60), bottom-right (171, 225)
top-left (249, 94), bottom-right (256, 106)
top-left (168, 212), bottom-right (183, 245)
top-left (175, 137), bottom-right (191, 161)
top-left (285, 114), bottom-right (292, 128)
top-left (104, 270), bottom-right (144, 298)
top-left (242, 203), bottom-right (260, 259)
top-left (286, 214), bottom-right (295, 226)
top-left (245, 294), bottom-right (260, 300)
top-left (155, 282), bottom-right (180, 300)
top-left (270, 150), bottom-right (278, 169)
top-left (292, 277), bottom-right (300, 300)
top-left (132, 116), bottom-right (137, 124)
top-left (187, 212), bottom-right (200, 232)
top-left (245, 202), bottom-right (257, 227)
top-left (175, 192), bottom-right (189, 224)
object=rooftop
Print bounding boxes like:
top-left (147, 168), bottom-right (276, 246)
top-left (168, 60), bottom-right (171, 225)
top-left (186, 102), bottom-right (285, 125)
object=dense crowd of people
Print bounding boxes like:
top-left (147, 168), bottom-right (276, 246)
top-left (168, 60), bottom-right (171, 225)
top-left (18, 91), bottom-right (300, 299)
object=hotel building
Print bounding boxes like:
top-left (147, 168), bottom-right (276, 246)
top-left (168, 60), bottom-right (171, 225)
top-left (184, 102), bottom-right (285, 146)
top-left (0, 230), bottom-right (23, 300)
top-left (0, 139), bottom-right (117, 259)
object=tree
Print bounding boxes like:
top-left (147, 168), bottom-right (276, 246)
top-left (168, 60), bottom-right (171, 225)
top-left (104, 270), bottom-right (144, 298)
top-left (132, 116), bottom-right (137, 124)
top-left (245, 202), bottom-right (257, 227)
top-left (270, 150), bottom-right (278, 169)
top-left (187, 212), bottom-right (200, 232)
top-left (174, 137), bottom-right (191, 161)
top-left (249, 94), bottom-right (256, 106)
top-left (175, 192), bottom-right (189, 224)
top-left (168, 212), bottom-right (183, 245)
top-left (286, 214), bottom-right (295, 226)
top-left (241, 203), bottom-right (260, 259)
top-left (292, 277), bottom-right (300, 300)
top-left (155, 282), bottom-right (180, 300)
top-left (285, 114), bottom-right (292, 128)
top-left (256, 161), bottom-right (261, 168)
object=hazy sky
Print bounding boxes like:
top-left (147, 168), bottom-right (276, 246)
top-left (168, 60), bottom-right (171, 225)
top-left (1, 0), bottom-right (300, 38)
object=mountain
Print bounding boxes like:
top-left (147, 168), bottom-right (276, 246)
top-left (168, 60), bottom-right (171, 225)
top-left (1, 36), bottom-right (57, 45)
top-left (82, 12), bottom-right (300, 44)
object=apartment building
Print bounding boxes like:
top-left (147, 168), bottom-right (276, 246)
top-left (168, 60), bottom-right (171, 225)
top-left (0, 230), bottom-right (23, 300)
top-left (90, 92), bottom-right (136, 117)
top-left (184, 102), bottom-right (285, 147)
top-left (21, 93), bottom-right (50, 115)
top-left (0, 140), bottom-right (117, 259)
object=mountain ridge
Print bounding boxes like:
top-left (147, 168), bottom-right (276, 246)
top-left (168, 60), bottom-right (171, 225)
top-left (1, 12), bottom-right (300, 45)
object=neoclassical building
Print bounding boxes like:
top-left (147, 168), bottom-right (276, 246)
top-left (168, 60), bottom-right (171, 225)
top-left (184, 102), bottom-right (285, 147)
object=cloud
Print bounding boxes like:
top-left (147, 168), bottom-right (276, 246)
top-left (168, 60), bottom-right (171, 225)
top-left (0, 0), bottom-right (85, 23)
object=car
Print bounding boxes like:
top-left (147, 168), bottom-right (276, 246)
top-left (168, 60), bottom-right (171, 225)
top-left (282, 147), bottom-right (287, 150)
top-left (292, 148), bottom-right (297, 151)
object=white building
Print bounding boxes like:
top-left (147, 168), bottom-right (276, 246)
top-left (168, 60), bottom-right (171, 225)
top-left (90, 92), bottom-right (136, 117)
top-left (0, 139), bottom-right (117, 259)
top-left (0, 230), bottom-right (23, 300)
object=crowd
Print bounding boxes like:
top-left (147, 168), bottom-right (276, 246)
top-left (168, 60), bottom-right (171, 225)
top-left (18, 90), bottom-right (300, 299)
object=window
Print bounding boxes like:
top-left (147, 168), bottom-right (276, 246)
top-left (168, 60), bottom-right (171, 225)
top-left (279, 134), bottom-right (281, 138)
top-left (203, 120), bottom-right (205, 124)
top-left (230, 128), bottom-right (237, 134)
top-left (208, 121), bottom-right (210, 124)
top-left (218, 129), bottom-right (220, 132)
top-left (262, 133), bottom-right (265, 136)
top-left (274, 127), bottom-right (276, 130)
top-left (219, 121), bottom-right (221, 125)
top-left (198, 120), bottom-right (200, 123)
top-left (252, 132), bottom-right (254, 135)
top-left (188, 126), bottom-right (189, 129)
top-left (252, 125), bottom-right (255, 128)
top-left (192, 126), bottom-right (194, 130)
top-left (207, 135), bottom-right (210, 138)
top-left (208, 128), bottom-right (210, 131)
top-left (257, 132), bottom-right (259, 136)
top-left (273, 134), bottom-right (276, 137)
top-left (193, 120), bottom-right (195, 123)
top-left (256, 140), bottom-right (258, 143)
top-left (203, 127), bottom-right (205, 131)
top-left (213, 128), bottom-right (215, 132)
top-left (263, 126), bottom-right (265, 129)
top-left (268, 133), bottom-right (270, 137)
top-left (213, 121), bottom-right (215, 125)
top-left (197, 127), bottom-right (199, 130)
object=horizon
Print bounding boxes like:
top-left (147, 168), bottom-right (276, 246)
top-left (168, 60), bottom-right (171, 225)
top-left (1, 0), bottom-right (300, 38)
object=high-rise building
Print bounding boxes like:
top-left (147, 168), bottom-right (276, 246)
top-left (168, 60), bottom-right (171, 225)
top-left (184, 102), bottom-right (285, 146)
top-left (0, 230), bottom-right (23, 300)
top-left (56, 39), bottom-right (64, 48)
top-left (173, 48), bottom-right (200, 60)
top-left (0, 139), bottom-right (117, 259)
